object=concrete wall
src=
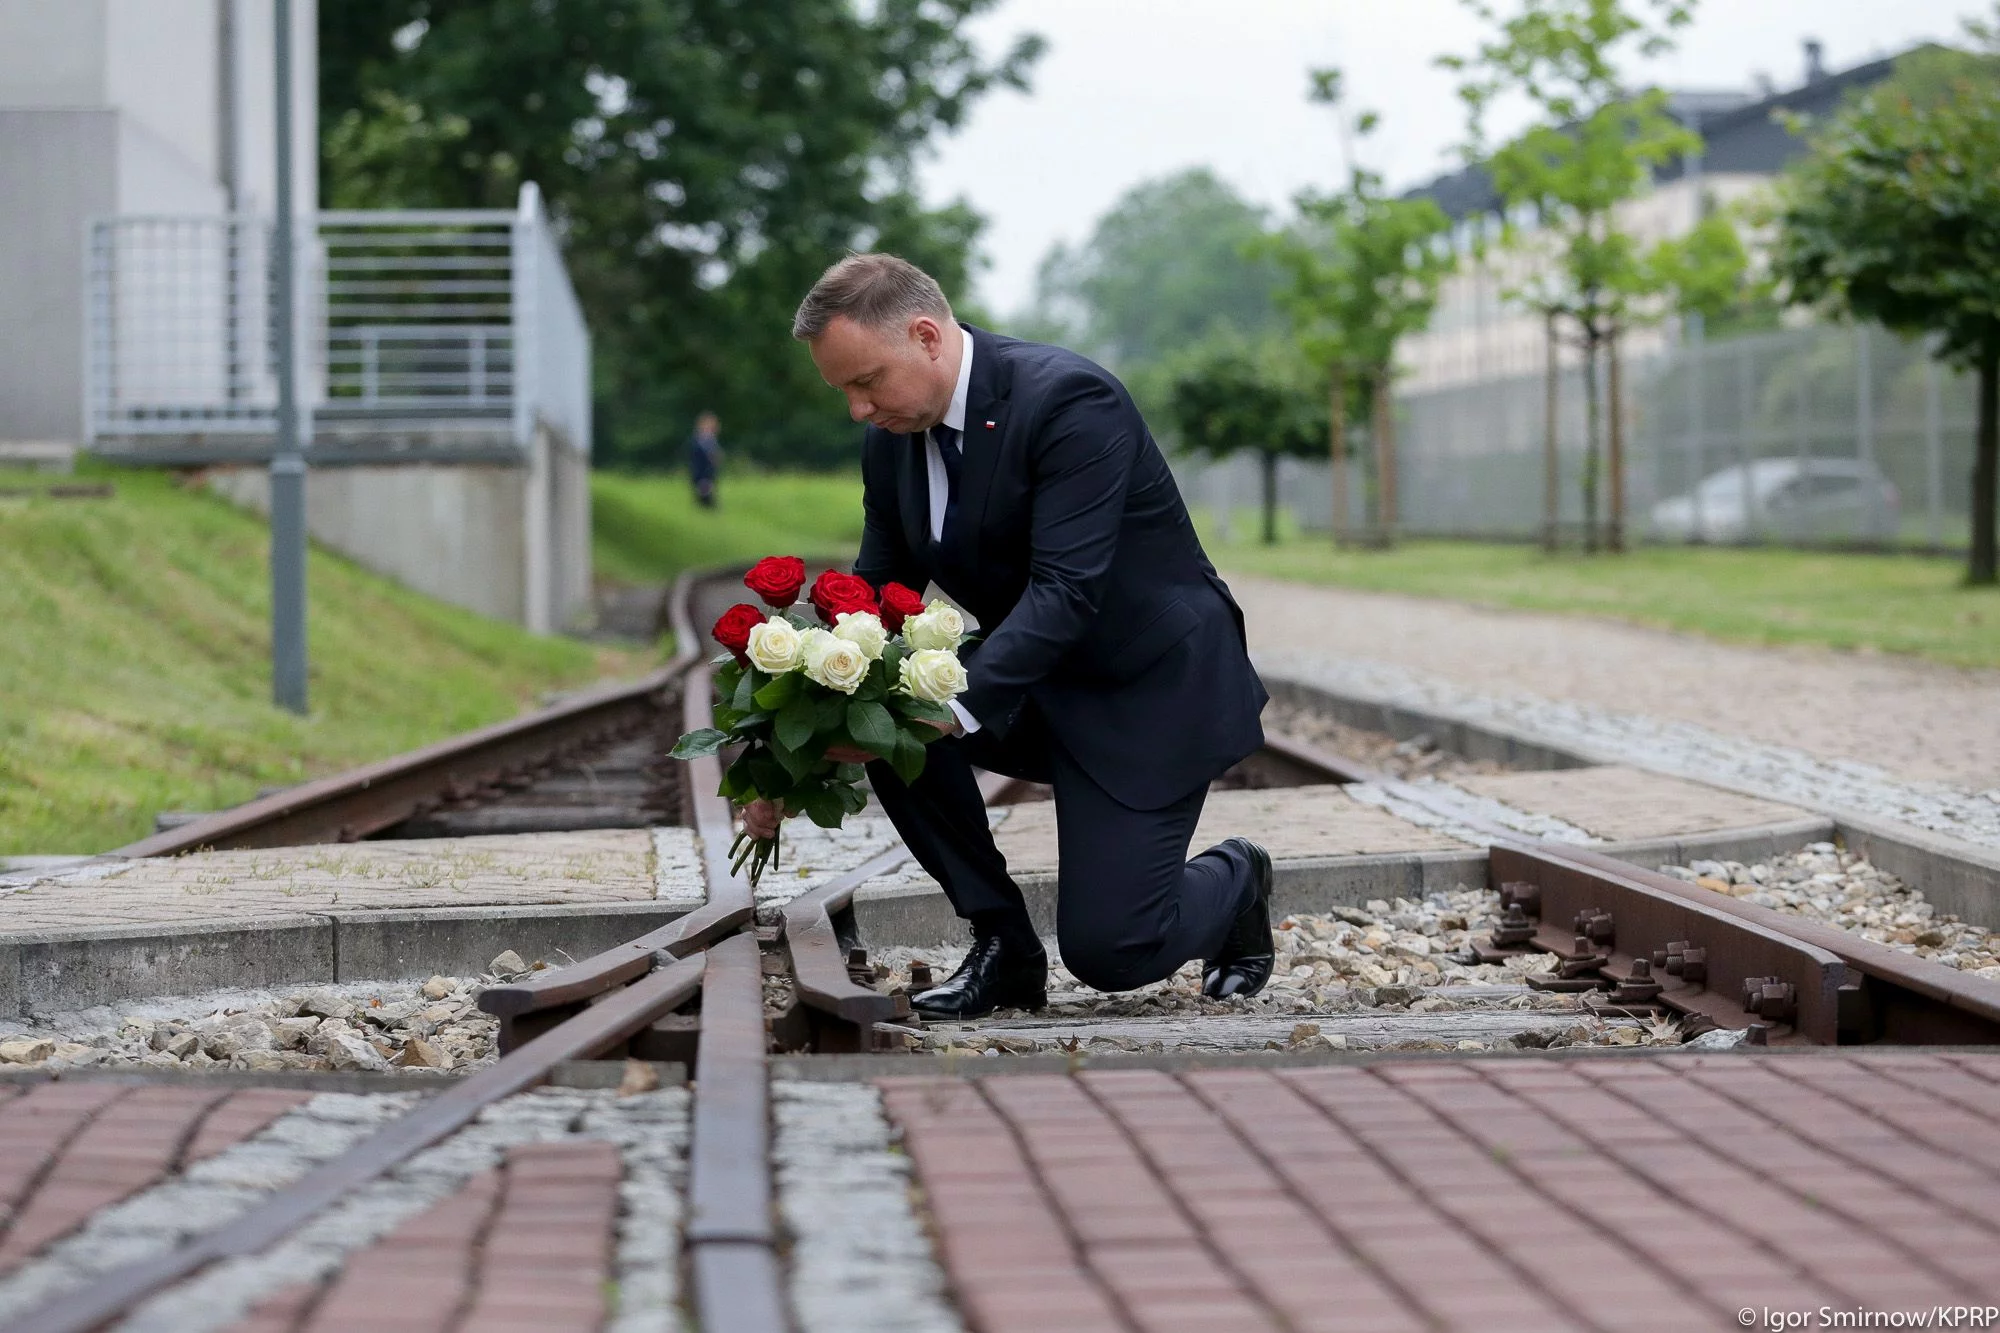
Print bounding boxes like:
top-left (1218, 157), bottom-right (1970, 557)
top-left (0, 0), bottom-right (315, 444)
top-left (207, 427), bottom-right (594, 634)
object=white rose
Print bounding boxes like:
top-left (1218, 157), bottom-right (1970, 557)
top-left (902, 600), bottom-right (965, 651)
top-left (802, 629), bottom-right (870, 695)
top-left (746, 616), bottom-right (803, 674)
top-left (898, 648), bottom-right (968, 704)
top-left (832, 610), bottom-right (888, 660)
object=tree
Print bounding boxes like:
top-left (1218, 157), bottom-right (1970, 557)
top-left (1773, 11), bottom-right (2000, 584)
top-left (1443, 0), bottom-right (1746, 552)
top-left (320, 1), bottom-right (1042, 470)
top-left (1260, 70), bottom-right (1455, 548)
top-left (1021, 169), bottom-right (1283, 424)
top-left (1168, 333), bottom-right (1327, 546)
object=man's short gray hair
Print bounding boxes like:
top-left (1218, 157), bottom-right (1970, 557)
top-left (791, 252), bottom-right (954, 341)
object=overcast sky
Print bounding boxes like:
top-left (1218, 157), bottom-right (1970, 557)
top-left (919, 0), bottom-right (1987, 316)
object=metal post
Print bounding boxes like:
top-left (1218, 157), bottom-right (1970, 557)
top-left (1737, 341), bottom-right (1756, 543)
top-left (1856, 324), bottom-right (1875, 548)
top-left (1687, 313), bottom-right (1705, 543)
top-left (270, 0), bottom-right (308, 714)
top-left (1924, 343), bottom-right (1945, 550)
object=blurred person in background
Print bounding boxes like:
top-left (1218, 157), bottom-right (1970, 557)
top-left (688, 411), bottom-right (722, 509)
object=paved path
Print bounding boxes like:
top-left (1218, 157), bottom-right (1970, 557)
top-left (883, 1050), bottom-right (2000, 1333)
top-left (1232, 576), bottom-right (2000, 789)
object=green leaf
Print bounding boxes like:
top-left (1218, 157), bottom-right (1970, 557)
top-left (769, 735), bottom-right (813, 782)
top-left (888, 694), bottom-right (952, 725)
top-left (802, 788), bottom-right (846, 828)
top-left (846, 699), bottom-right (898, 755)
top-left (753, 670), bottom-right (801, 711)
top-left (815, 692), bottom-right (849, 732)
top-left (775, 696), bottom-right (818, 751)
top-left (837, 781), bottom-right (869, 814)
top-left (888, 727), bottom-right (926, 783)
top-left (731, 668), bottom-right (759, 713)
top-left (669, 728), bottom-right (729, 760)
top-left (834, 762), bottom-right (866, 784)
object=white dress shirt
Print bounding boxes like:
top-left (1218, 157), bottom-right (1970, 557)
top-left (926, 325), bottom-right (982, 735)
top-left (925, 323), bottom-right (974, 543)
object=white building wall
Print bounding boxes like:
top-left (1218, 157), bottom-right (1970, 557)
top-left (0, 0), bottom-right (315, 444)
top-left (1398, 173), bottom-right (1772, 395)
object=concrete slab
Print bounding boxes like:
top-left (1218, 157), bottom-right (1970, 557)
top-left (1450, 766), bottom-right (1808, 843)
top-left (9, 917), bottom-right (333, 1016)
top-left (991, 786), bottom-right (1471, 876)
top-left (0, 831), bottom-right (662, 937)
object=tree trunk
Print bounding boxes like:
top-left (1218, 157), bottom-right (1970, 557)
top-left (1972, 335), bottom-right (1999, 586)
top-left (1607, 325), bottom-right (1626, 554)
top-left (1580, 329), bottom-right (1602, 555)
top-left (1543, 310), bottom-right (1560, 553)
top-left (1373, 367), bottom-right (1398, 549)
top-left (1260, 449), bottom-right (1280, 546)
top-left (1330, 365), bottom-right (1349, 549)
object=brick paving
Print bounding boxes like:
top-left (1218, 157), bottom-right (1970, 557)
top-left (883, 1052), bottom-right (2000, 1333)
top-left (223, 1139), bottom-right (623, 1333)
top-left (0, 1084), bottom-right (311, 1274)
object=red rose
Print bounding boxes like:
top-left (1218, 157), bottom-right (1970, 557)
top-left (711, 603), bottom-right (765, 665)
top-left (743, 555), bottom-right (807, 608)
top-left (879, 582), bottom-right (925, 633)
top-left (808, 570), bottom-right (877, 625)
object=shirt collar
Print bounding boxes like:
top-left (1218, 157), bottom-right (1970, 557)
top-left (941, 323), bottom-right (972, 435)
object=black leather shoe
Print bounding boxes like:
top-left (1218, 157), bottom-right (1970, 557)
top-left (1203, 838), bottom-right (1274, 1000)
top-left (912, 930), bottom-right (1048, 1019)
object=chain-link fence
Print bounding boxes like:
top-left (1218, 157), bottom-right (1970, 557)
top-left (1174, 322), bottom-right (1981, 551)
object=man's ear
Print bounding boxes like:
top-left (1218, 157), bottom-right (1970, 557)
top-left (911, 316), bottom-right (945, 359)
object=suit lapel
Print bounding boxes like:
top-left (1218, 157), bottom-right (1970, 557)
top-left (895, 429), bottom-right (931, 562)
top-left (946, 323), bottom-right (1009, 569)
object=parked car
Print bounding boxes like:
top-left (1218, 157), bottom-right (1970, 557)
top-left (1648, 459), bottom-right (1900, 543)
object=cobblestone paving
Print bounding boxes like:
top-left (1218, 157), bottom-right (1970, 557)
top-left (774, 1082), bottom-right (962, 1333)
top-left (881, 1051), bottom-right (2000, 1333)
top-left (0, 831), bottom-right (692, 935)
top-left (1235, 576), bottom-right (2000, 789)
top-left (0, 1085), bottom-right (689, 1333)
top-left (1260, 648), bottom-right (2000, 852)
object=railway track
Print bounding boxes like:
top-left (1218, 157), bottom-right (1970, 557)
top-left (11, 566), bottom-right (2000, 1331)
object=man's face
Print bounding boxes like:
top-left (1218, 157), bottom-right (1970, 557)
top-left (809, 314), bottom-right (954, 435)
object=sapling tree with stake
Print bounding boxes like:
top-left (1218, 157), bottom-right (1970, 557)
top-left (1442, 0), bottom-right (1745, 553)
top-left (1260, 70), bottom-right (1455, 549)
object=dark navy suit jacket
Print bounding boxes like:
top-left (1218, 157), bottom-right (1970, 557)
top-left (854, 324), bottom-right (1267, 811)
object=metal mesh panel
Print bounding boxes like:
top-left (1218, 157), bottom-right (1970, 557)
top-left (84, 189), bottom-right (591, 464)
top-left (1172, 323), bottom-right (1979, 551)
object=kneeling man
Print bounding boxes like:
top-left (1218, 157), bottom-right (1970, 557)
top-left (747, 252), bottom-right (1273, 1018)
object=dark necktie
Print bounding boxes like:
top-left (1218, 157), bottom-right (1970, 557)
top-left (932, 423), bottom-right (963, 544)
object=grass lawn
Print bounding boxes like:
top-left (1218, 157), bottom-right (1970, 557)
top-left (1, 465), bottom-right (652, 855)
top-left (1205, 529), bottom-right (2000, 670)
top-left (591, 469), bottom-right (864, 585)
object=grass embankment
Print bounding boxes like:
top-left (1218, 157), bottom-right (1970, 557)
top-left (591, 469), bottom-right (865, 585)
top-left (1205, 530), bottom-right (2000, 669)
top-left (1, 465), bottom-right (649, 854)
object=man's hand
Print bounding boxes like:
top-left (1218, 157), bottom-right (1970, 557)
top-left (740, 798), bottom-right (787, 841)
top-left (822, 717), bottom-right (961, 767)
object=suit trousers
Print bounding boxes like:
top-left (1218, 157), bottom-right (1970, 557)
top-left (864, 706), bottom-right (1255, 994)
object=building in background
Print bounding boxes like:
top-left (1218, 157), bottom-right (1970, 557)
top-left (0, 0), bottom-right (591, 633)
top-left (1178, 41), bottom-right (1977, 555)
top-left (1398, 41), bottom-right (1901, 394)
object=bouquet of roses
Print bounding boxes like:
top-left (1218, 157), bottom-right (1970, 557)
top-left (670, 556), bottom-right (971, 886)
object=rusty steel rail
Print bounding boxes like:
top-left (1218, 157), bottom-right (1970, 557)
top-left (1266, 728), bottom-right (2000, 1045)
top-left (116, 569), bottom-right (711, 857)
top-left (7, 951), bottom-right (710, 1333)
top-left (481, 658), bottom-right (756, 1052)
